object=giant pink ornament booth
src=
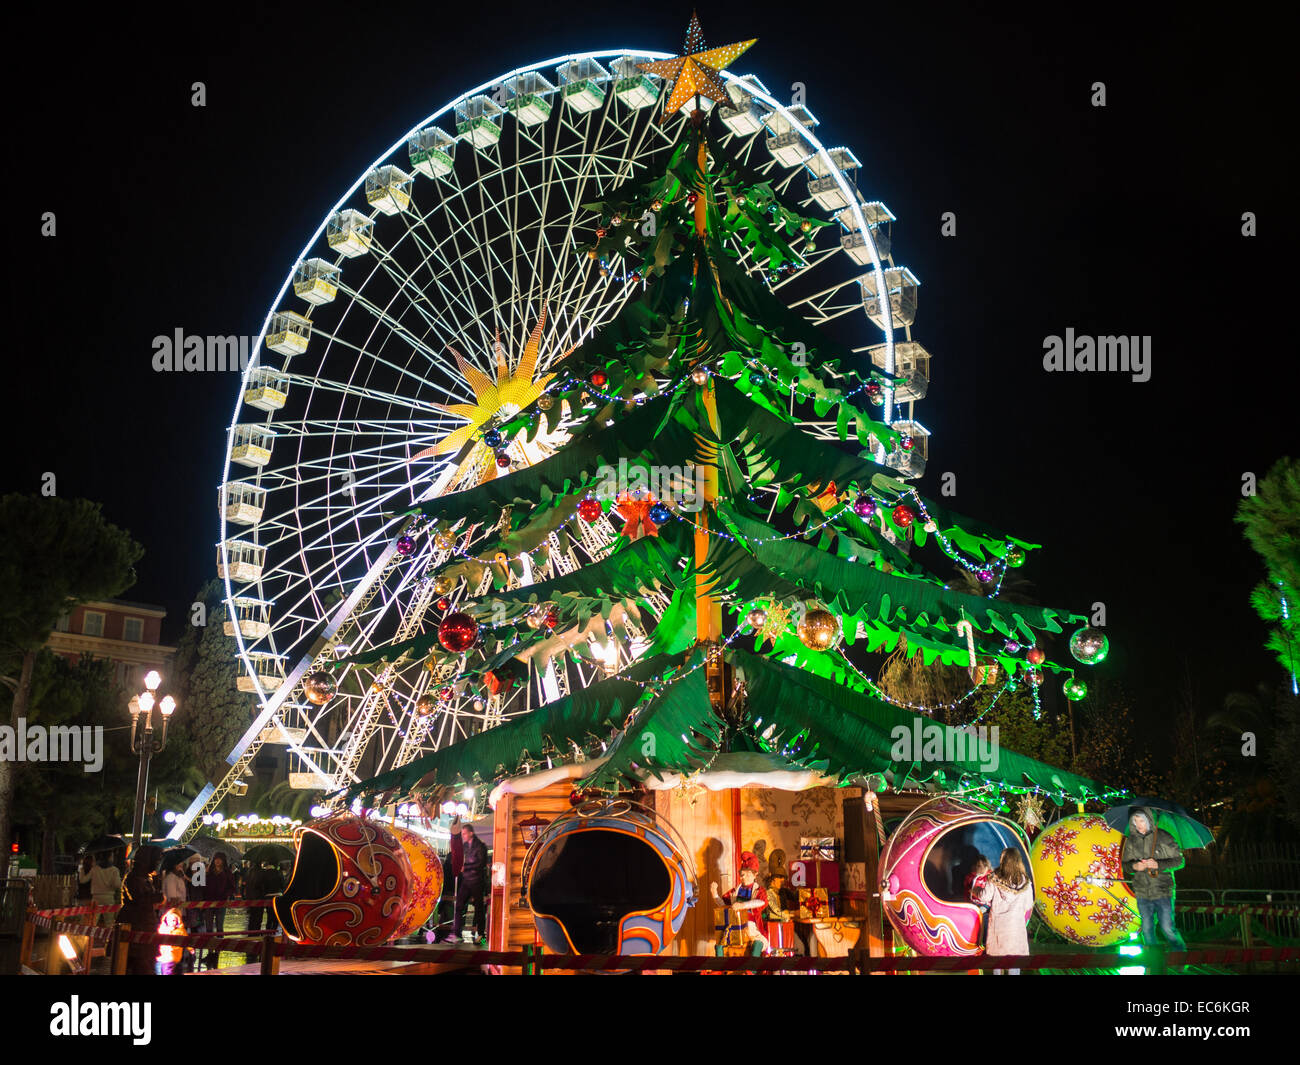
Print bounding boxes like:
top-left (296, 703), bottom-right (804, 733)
top-left (880, 796), bottom-right (1033, 956)
top-left (274, 813), bottom-right (413, 946)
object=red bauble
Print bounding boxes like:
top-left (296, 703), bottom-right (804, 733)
top-left (438, 612), bottom-right (479, 653)
top-left (542, 607), bottom-right (558, 629)
top-left (577, 498), bottom-right (603, 522)
top-left (891, 504), bottom-right (915, 528)
top-left (686, 192), bottom-right (699, 207)
top-left (495, 452), bottom-right (511, 468)
top-left (436, 597), bottom-right (450, 611)
top-left (590, 370), bottom-right (608, 388)
top-left (1027, 647), bottom-right (1046, 665)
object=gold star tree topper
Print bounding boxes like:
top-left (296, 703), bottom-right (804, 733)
top-left (637, 11), bottom-right (756, 122)
top-left (411, 306), bottom-right (556, 483)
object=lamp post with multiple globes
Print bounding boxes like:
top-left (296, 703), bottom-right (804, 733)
top-left (129, 670), bottom-right (177, 847)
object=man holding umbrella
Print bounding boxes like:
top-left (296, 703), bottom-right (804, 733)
top-left (1122, 806), bottom-right (1188, 952)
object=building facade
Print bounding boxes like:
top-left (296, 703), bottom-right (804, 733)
top-left (48, 599), bottom-right (176, 689)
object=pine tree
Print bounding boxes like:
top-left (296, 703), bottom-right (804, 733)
top-left (171, 580), bottom-right (256, 784)
top-left (1235, 457), bottom-right (1299, 684)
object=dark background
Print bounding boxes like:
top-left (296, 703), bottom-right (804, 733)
top-left (9, 2), bottom-right (1293, 755)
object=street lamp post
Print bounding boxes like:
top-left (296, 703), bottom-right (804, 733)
top-left (129, 670), bottom-right (176, 847)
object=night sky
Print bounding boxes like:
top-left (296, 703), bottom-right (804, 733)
top-left (11, 3), bottom-right (1292, 758)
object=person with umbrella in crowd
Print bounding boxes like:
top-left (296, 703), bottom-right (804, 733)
top-left (1122, 806), bottom-right (1188, 952)
top-left (119, 845), bottom-right (163, 976)
top-left (200, 852), bottom-right (236, 969)
top-left (244, 852), bottom-right (287, 935)
top-left (77, 854), bottom-right (94, 903)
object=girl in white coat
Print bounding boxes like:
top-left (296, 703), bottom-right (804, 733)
top-left (975, 847), bottom-right (1033, 974)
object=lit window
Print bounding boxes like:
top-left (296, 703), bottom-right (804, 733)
top-left (82, 612), bottom-right (105, 637)
top-left (123, 617), bottom-right (143, 642)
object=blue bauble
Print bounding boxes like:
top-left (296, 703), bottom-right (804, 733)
top-left (649, 502), bottom-right (672, 525)
top-left (483, 428), bottom-right (502, 448)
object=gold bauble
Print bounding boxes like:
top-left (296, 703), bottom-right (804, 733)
top-left (691, 366), bottom-right (710, 386)
top-left (432, 576), bottom-right (453, 597)
top-left (796, 608), bottom-right (838, 651)
top-left (745, 607), bottom-right (768, 630)
top-left (434, 531), bottom-right (455, 551)
top-left (536, 394), bottom-right (554, 411)
top-left (302, 671), bottom-right (337, 705)
top-left (415, 695), bottom-right (434, 716)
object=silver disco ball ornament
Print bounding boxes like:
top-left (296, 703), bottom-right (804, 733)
top-left (745, 607), bottom-right (768, 630)
top-left (1069, 626), bottom-right (1109, 666)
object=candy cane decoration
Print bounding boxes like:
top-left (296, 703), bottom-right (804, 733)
top-left (955, 617), bottom-right (977, 680)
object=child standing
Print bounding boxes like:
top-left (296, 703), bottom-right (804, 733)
top-left (975, 848), bottom-right (1034, 975)
top-left (157, 903), bottom-right (186, 976)
top-left (965, 856), bottom-right (993, 902)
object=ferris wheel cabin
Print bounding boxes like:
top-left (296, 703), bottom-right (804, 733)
top-left (217, 539), bottom-right (266, 583)
top-left (860, 265), bottom-right (919, 330)
top-left (407, 126), bottom-right (456, 179)
top-left (238, 651), bottom-right (287, 694)
top-left (222, 481), bottom-right (266, 526)
top-left (365, 165), bottom-right (414, 216)
top-left (243, 368), bottom-right (289, 412)
top-left (455, 95), bottom-right (504, 148)
top-left (326, 209), bottom-right (374, 257)
top-left (806, 147), bottom-right (862, 211)
top-left (869, 341), bottom-right (931, 403)
top-left (717, 75), bottom-right (769, 136)
top-left (838, 201), bottom-right (894, 265)
top-left (223, 597), bottom-right (272, 640)
top-left (265, 310), bottom-right (312, 356)
top-left (611, 57), bottom-right (660, 110)
top-left (557, 58), bottom-right (609, 114)
top-left (503, 71), bottom-right (556, 126)
top-left (292, 258), bottom-right (341, 305)
top-left (764, 105), bottom-right (818, 168)
top-left (230, 424), bottom-right (276, 467)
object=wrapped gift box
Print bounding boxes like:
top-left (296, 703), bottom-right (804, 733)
top-left (789, 858), bottom-right (840, 894)
top-left (768, 920), bottom-right (797, 951)
top-left (797, 887), bottom-right (830, 921)
top-left (799, 836), bottom-right (840, 861)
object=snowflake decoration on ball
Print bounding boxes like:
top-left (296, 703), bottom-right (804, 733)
top-left (1087, 841), bottom-right (1124, 882)
top-left (1088, 895), bottom-right (1137, 938)
top-left (1041, 870), bottom-right (1092, 920)
top-left (1038, 827), bottom-right (1080, 867)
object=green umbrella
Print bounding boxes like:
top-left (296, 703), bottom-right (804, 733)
top-left (1105, 800), bottom-right (1215, 849)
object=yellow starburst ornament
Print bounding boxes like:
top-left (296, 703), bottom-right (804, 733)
top-left (756, 601), bottom-right (791, 646)
top-left (411, 306), bottom-right (557, 483)
top-left (637, 11), bottom-right (756, 123)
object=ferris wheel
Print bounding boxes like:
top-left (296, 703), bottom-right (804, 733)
top-left (175, 48), bottom-right (933, 839)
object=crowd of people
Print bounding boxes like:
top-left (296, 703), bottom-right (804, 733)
top-left (71, 820), bottom-right (492, 974)
top-left (75, 845), bottom-right (292, 974)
